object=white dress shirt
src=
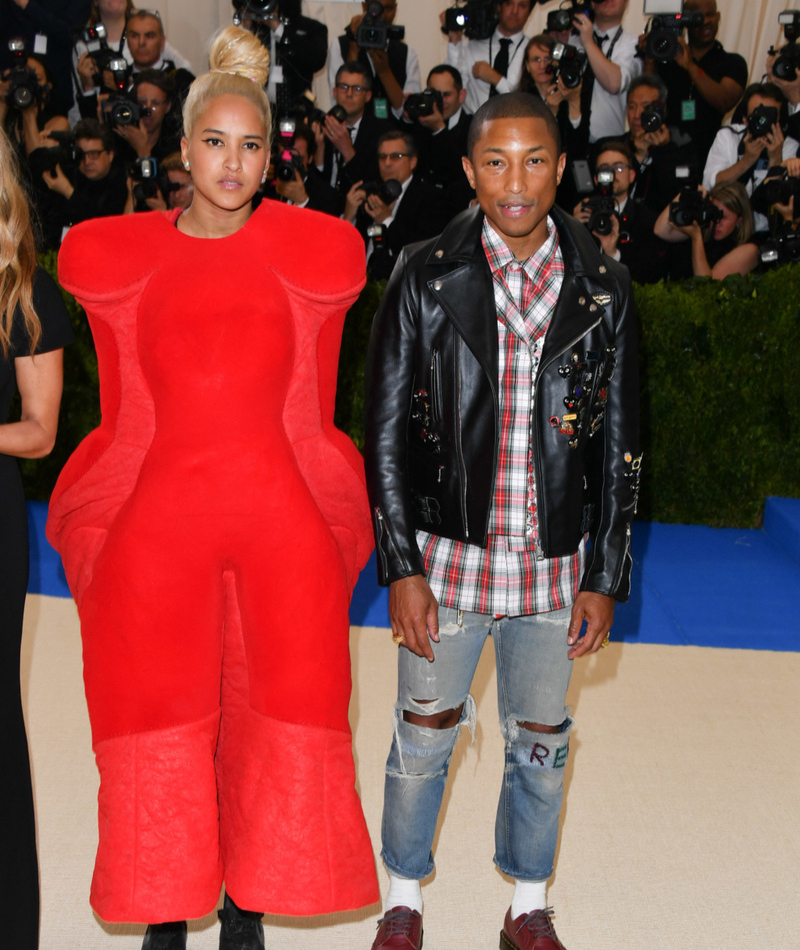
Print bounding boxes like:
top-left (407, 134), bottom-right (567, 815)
top-left (446, 28), bottom-right (528, 116)
top-left (327, 38), bottom-right (420, 120)
top-left (575, 28), bottom-right (641, 143)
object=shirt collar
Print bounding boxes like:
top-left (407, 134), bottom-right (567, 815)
top-left (493, 27), bottom-right (524, 43)
top-left (481, 215), bottom-right (559, 281)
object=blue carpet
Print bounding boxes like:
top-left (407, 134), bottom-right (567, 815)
top-left (28, 498), bottom-right (800, 652)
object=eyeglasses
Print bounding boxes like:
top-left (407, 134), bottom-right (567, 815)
top-left (596, 162), bottom-right (630, 174)
top-left (79, 148), bottom-right (106, 160)
top-left (336, 82), bottom-right (368, 94)
top-left (129, 8), bottom-right (162, 20)
top-left (137, 98), bottom-right (166, 108)
top-left (378, 151), bottom-right (410, 162)
top-left (528, 56), bottom-right (552, 65)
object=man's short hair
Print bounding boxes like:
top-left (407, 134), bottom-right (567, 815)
top-left (378, 129), bottom-right (417, 158)
top-left (335, 60), bottom-right (372, 90)
top-left (627, 74), bottom-right (668, 103)
top-left (292, 122), bottom-right (316, 155)
top-left (74, 117), bottom-right (114, 152)
top-left (467, 91), bottom-right (561, 158)
top-left (594, 140), bottom-right (633, 170)
top-left (740, 81), bottom-right (785, 116)
top-left (427, 64), bottom-right (463, 93)
top-left (132, 68), bottom-right (176, 101)
top-left (127, 9), bottom-right (164, 35)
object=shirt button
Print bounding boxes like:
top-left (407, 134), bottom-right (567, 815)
top-left (433, 280), bottom-right (443, 291)
top-left (435, 249), bottom-right (444, 258)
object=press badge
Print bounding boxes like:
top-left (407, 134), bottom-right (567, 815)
top-left (270, 64), bottom-right (284, 84)
top-left (373, 98), bottom-right (388, 119)
top-left (34, 34), bottom-right (48, 55)
top-left (681, 99), bottom-right (696, 121)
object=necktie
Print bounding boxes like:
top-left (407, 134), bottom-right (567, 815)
top-left (490, 37), bottom-right (512, 97)
top-left (333, 128), bottom-right (355, 189)
top-left (593, 32), bottom-right (608, 48)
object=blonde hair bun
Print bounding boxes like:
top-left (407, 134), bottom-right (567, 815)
top-left (208, 26), bottom-right (270, 87)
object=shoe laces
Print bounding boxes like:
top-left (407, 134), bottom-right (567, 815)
top-left (376, 907), bottom-right (419, 937)
top-left (515, 907), bottom-right (558, 940)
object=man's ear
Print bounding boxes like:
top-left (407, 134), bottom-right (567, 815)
top-left (462, 154), bottom-right (476, 190)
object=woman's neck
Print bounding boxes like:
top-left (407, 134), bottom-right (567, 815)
top-left (101, 13), bottom-right (126, 44)
top-left (176, 194), bottom-right (253, 239)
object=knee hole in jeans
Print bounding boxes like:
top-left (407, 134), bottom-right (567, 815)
top-left (517, 721), bottom-right (561, 734)
top-left (403, 703), bottom-right (464, 730)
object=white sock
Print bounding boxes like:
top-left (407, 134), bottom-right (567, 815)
top-left (385, 874), bottom-right (423, 914)
top-left (510, 880), bottom-right (547, 919)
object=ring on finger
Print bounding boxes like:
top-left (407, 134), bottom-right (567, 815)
top-left (392, 633), bottom-right (405, 644)
top-left (600, 634), bottom-right (611, 649)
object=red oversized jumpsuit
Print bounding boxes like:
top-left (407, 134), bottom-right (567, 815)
top-left (47, 203), bottom-right (379, 923)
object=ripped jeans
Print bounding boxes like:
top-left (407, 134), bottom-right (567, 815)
top-left (381, 605), bottom-right (574, 883)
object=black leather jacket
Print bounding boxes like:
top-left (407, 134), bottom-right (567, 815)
top-left (364, 205), bottom-right (641, 601)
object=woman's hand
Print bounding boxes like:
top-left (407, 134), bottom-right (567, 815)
top-left (0, 349), bottom-right (63, 459)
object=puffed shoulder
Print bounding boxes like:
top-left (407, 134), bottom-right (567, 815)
top-left (58, 212), bottom-right (164, 302)
top-left (250, 201), bottom-right (367, 301)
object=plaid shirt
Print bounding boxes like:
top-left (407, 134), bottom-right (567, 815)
top-left (416, 217), bottom-right (586, 617)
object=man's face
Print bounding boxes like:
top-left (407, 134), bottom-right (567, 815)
top-left (497, 0), bottom-right (533, 35)
top-left (462, 116), bottom-right (565, 250)
top-left (427, 71), bottom-right (465, 121)
top-left (595, 149), bottom-right (634, 198)
top-left (591, 0), bottom-right (629, 22)
top-left (626, 84), bottom-right (660, 136)
top-left (685, 0), bottom-right (719, 46)
top-left (127, 14), bottom-right (165, 68)
top-left (378, 138), bottom-right (416, 184)
top-left (136, 81), bottom-right (170, 133)
top-left (333, 70), bottom-right (372, 120)
top-left (362, 1), bottom-right (398, 25)
top-left (166, 168), bottom-right (193, 209)
top-left (293, 136), bottom-right (311, 170)
top-left (77, 137), bottom-right (113, 179)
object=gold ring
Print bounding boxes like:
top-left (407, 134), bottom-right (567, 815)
top-left (600, 634), bottom-right (610, 649)
top-left (392, 633), bottom-right (405, 644)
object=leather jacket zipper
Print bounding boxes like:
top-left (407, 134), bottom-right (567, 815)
top-left (374, 506), bottom-right (407, 574)
top-left (430, 348), bottom-right (443, 424)
top-left (454, 343), bottom-right (469, 538)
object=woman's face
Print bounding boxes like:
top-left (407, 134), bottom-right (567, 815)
top-left (710, 199), bottom-right (740, 241)
top-left (180, 94), bottom-right (268, 215)
top-left (526, 44), bottom-right (553, 86)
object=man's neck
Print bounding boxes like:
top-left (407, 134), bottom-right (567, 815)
top-left (594, 15), bottom-right (623, 33)
top-left (487, 215), bottom-right (549, 261)
top-left (498, 24), bottom-right (523, 39)
top-left (688, 38), bottom-right (715, 58)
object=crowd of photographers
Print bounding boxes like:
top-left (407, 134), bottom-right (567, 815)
top-left (1, 0), bottom-right (799, 276)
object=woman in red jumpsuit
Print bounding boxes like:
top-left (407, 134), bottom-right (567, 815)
top-left (47, 26), bottom-right (378, 950)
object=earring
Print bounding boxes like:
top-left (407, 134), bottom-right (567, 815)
top-left (261, 169), bottom-right (267, 183)
top-left (184, 161), bottom-right (190, 170)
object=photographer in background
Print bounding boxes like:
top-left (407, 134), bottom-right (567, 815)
top-left (573, 0), bottom-right (642, 143)
top-left (328, 1), bottom-right (420, 120)
top-left (642, 0), bottom-right (747, 166)
top-left (0, 0), bottom-right (91, 110)
top-left (318, 61), bottom-right (393, 195)
top-left (703, 83), bottom-right (797, 232)
top-left (41, 117), bottom-right (126, 235)
top-left (572, 140), bottom-right (667, 282)
top-left (158, 150), bottom-right (193, 210)
top-left (273, 122), bottom-right (341, 215)
top-left (623, 74), bottom-right (699, 214)
top-left (234, 1), bottom-right (327, 113)
top-left (444, 0), bottom-right (533, 115)
top-left (654, 180), bottom-right (758, 278)
top-left (405, 64), bottom-right (473, 217)
top-left (111, 68), bottom-right (179, 163)
top-left (343, 130), bottom-right (446, 280)
top-left (1, 51), bottom-right (69, 155)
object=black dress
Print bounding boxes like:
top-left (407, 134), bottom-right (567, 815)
top-left (0, 267), bottom-right (73, 949)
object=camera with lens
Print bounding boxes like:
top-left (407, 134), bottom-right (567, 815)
top-left (405, 87), bottom-right (444, 121)
top-left (4, 38), bottom-right (45, 110)
top-left (274, 118), bottom-right (305, 182)
top-left (546, 0), bottom-right (593, 34)
top-left (443, 0), bottom-right (498, 41)
top-left (28, 130), bottom-right (78, 176)
top-left (669, 185), bottom-right (723, 228)
top-left (357, 1), bottom-right (405, 51)
top-left (747, 104), bottom-right (779, 138)
top-left (580, 167), bottom-right (616, 235)
top-left (547, 43), bottom-right (588, 89)
top-left (232, 0), bottom-right (280, 24)
top-left (762, 169), bottom-right (800, 207)
top-left (103, 91), bottom-right (149, 128)
top-left (761, 222), bottom-right (800, 267)
top-left (771, 41), bottom-right (800, 82)
top-left (645, 11), bottom-right (704, 61)
top-left (285, 92), bottom-right (346, 127)
top-left (129, 156), bottom-right (161, 204)
top-left (74, 23), bottom-right (114, 70)
top-left (641, 99), bottom-right (666, 133)
top-left (362, 178), bottom-right (403, 205)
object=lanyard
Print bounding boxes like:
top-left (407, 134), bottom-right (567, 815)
top-left (488, 33), bottom-right (526, 76)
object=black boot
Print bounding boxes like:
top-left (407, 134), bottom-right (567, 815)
top-left (218, 892), bottom-right (265, 950)
top-left (142, 920), bottom-right (188, 950)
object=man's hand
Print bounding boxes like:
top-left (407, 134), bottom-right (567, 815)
top-left (323, 114), bottom-right (355, 162)
top-left (343, 179), bottom-right (366, 223)
top-left (572, 199), bottom-right (591, 224)
top-left (77, 52), bottom-right (97, 92)
top-left (389, 575), bottom-right (440, 662)
top-left (673, 35), bottom-right (693, 72)
top-left (742, 131), bottom-right (769, 165)
top-left (440, 9), bottom-right (462, 44)
top-left (115, 120), bottom-right (150, 157)
top-left (566, 591), bottom-right (615, 659)
top-left (275, 166), bottom-right (309, 205)
top-left (643, 124), bottom-right (671, 149)
top-left (365, 191), bottom-right (394, 224)
top-left (573, 13), bottom-right (595, 50)
top-left (766, 121), bottom-right (785, 167)
top-left (473, 60), bottom-right (502, 86)
top-left (416, 100), bottom-right (446, 132)
top-left (782, 157), bottom-right (800, 177)
top-left (596, 212), bottom-right (620, 257)
top-left (41, 163), bottom-right (74, 199)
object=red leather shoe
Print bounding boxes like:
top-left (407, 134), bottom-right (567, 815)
top-left (500, 907), bottom-right (567, 950)
top-left (370, 906), bottom-right (423, 950)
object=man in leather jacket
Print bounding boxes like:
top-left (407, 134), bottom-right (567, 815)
top-left (364, 92), bottom-right (640, 950)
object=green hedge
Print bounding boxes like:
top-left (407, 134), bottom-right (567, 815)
top-left (18, 255), bottom-right (800, 529)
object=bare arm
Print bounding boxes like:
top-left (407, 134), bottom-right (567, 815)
top-left (0, 348), bottom-right (63, 458)
top-left (710, 242), bottom-right (759, 279)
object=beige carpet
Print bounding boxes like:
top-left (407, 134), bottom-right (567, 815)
top-left (22, 594), bottom-right (800, 950)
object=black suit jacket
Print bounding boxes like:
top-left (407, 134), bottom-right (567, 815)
top-left (615, 198), bottom-right (669, 285)
top-left (320, 111), bottom-right (394, 196)
top-left (411, 110), bottom-right (473, 217)
top-left (255, 14), bottom-right (328, 102)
